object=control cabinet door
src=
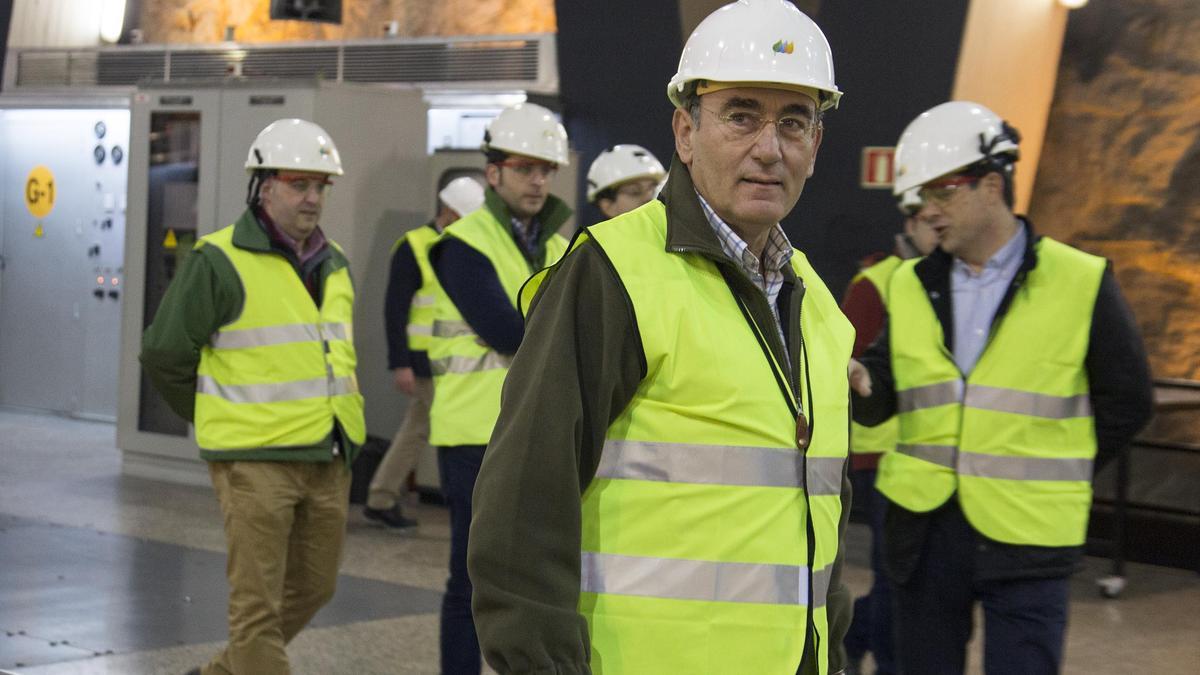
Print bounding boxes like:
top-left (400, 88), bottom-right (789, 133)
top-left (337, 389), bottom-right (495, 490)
top-left (119, 90), bottom-right (221, 448)
top-left (0, 107), bottom-right (128, 417)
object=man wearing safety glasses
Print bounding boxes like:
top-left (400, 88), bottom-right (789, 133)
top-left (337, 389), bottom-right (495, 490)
top-left (469, 2), bottom-right (857, 674)
top-left (849, 101), bottom-right (1153, 675)
top-left (586, 144), bottom-right (667, 221)
top-left (424, 101), bottom-right (572, 675)
top-left (141, 118), bottom-right (364, 675)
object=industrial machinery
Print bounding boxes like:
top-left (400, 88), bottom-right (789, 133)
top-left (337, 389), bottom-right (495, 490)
top-left (0, 94), bottom-right (130, 420)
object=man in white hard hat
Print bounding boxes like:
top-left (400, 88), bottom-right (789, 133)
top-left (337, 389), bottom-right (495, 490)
top-left (426, 102), bottom-right (572, 675)
top-left (366, 176), bottom-right (485, 531)
top-left (141, 119), bottom-right (365, 675)
top-left (839, 188), bottom-right (936, 675)
top-left (849, 101), bottom-right (1153, 674)
top-left (469, 2), bottom-right (855, 674)
top-left (586, 144), bottom-right (667, 220)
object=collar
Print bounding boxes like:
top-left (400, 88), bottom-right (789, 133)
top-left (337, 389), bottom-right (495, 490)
top-left (695, 189), bottom-right (793, 276)
top-left (658, 154), bottom-right (800, 283)
top-left (482, 186), bottom-right (573, 245)
top-left (952, 221), bottom-right (1025, 277)
top-left (915, 215), bottom-right (1040, 287)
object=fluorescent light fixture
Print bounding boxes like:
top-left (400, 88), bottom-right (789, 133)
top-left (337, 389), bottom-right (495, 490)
top-left (100, 0), bottom-right (127, 43)
top-left (1059, 0), bottom-right (1089, 8)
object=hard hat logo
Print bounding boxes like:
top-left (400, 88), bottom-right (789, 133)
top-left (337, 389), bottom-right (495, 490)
top-left (772, 40), bottom-right (795, 54)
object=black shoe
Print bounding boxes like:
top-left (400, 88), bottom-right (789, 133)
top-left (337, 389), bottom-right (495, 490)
top-left (364, 504), bottom-right (418, 530)
top-left (183, 668), bottom-right (201, 675)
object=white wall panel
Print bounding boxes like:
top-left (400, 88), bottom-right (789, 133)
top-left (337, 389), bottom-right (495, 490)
top-left (8, 0), bottom-right (104, 48)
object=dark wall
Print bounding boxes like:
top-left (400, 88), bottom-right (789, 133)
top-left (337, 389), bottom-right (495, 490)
top-left (0, 0), bottom-right (13, 87)
top-left (552, 0), bottom-right (682, 228)
top-left (794, 0), bottom-right (970, 296)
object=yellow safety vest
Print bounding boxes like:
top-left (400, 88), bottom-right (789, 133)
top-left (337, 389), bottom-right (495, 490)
top-left (576, 201), bottom-right (854, 675)
top-left (427, 208), bottom-right (568, 446)
top-left (194, 226), bottom-right (366, 451)
top-left (876, 237), bottom-right (1105, 546)
top-left (849, 255), bottom-right (902, 458)
top-left (396, 224), bottom-right (440, 352)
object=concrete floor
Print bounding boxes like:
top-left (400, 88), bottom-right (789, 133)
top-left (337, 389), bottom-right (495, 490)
top-left (0, 408), bottom-right (1197, 674)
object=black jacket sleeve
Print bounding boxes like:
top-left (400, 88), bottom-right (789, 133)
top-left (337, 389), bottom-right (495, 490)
top-left (431, 238), bottom-right (525, 355)
top-left (468, 240), bottom-right (644, 675)
top-left (384, 240), bottom-right (423, 369)
top-left (1086, 268), bottom-right (1154, 469)
top-left (851, 322), bottom-right (899, 428)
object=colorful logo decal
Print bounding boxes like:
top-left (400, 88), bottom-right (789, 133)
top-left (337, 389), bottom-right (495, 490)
top-left (772, 40), bottom-right (795, 55)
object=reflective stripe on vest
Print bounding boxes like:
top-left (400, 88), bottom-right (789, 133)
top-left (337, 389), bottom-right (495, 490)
top-left (878, 237), bottom-right (1105, 546)
top-left (849, 256), bottom-right (903, 457)
top-left (194, 225), bottom-right (365, 451)
top-left (581, 551), bottom-right (832, 608)
top-left (426, 206), bottom-right (568, 446)
top-left (899, 380), bottom-right (1091, 419)
top-left (578, 201), bottom-right (854, 675)
top-left (896, 443), bottom-right (1093, 481)
top-left (197, 374), bottom-right (358, 404)
top-left (400, 226), bottom-right (441, 351)
top-left (595, 439), bottom-right (844, 496)
top-left (209, 322), bottom-right (350, 350)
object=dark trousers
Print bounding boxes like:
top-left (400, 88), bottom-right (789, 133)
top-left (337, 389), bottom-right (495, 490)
top-left (438, 445), bottom-right (486, 675)
top-left (892, 502), bottom-right (1070, 675)
top-left (846, 469), bottom-right (896, 674)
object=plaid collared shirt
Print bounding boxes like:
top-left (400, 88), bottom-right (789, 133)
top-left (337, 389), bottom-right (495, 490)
top-left (695, 191), bottom-right (794, 336)
top-left (510, 216), bottom-right (541, 263)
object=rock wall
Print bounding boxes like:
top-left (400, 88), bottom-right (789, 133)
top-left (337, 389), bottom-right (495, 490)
top-left (1029, 0), bottom-right (1200, 385)
top-left (139, 0), bottom-right (556, 44)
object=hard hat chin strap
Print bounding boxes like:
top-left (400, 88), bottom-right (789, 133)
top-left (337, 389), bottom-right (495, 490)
top-left (978, 121), bottom-right (1021, 162)
top-left (245, 169), bottom-right (277, 206)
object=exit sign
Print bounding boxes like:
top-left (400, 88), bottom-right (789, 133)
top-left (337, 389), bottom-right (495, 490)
top-left (861, 146), bottom-right (895, 189)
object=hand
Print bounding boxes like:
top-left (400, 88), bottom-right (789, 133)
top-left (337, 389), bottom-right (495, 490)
top-left (392, 367), bottom-right (416, 396)
top-left (848, 359), bottom-right (872, 397)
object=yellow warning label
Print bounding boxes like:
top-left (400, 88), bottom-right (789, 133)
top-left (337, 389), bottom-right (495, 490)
top-left (25, 166), bottom-right (56, 219)
top-left (34, 223), bottom-right (44, 238)
top-left (163, 228), bottom-right (178, 250)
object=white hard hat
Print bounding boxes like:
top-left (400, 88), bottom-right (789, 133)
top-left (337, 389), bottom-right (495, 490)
top-left (892, 101), bottom-right (1020, 195)
top-left (438, 176), bottom-right (485, 217)
top-left (586, 145), bottom-right (666, 202)
top-left (483, 102), bottom-right (569, 166)
top-left (245, 118), bottom-right (343, 176)
top-left (897, 187), bottom-right (922, 216)
top-left (668, 0), bottom-right (842, 111)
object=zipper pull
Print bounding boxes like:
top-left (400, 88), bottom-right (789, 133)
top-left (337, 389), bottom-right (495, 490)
top-left (796, 412), bottom-right (810, 450)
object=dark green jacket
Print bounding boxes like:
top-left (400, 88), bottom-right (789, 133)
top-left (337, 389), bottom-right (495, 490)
top-left (139, 209), bottom-right (359, 464)
top-left (468, 157), bottom-right (853, 675)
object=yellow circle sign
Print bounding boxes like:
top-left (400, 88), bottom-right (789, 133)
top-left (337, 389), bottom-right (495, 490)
top-left (25, 165), bottom-right (56, 219)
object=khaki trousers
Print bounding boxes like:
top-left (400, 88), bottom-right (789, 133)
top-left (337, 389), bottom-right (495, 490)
top-left (203, 460), bottom-right (350, 675)
top-left (367, 376), bottom-right (433, 510)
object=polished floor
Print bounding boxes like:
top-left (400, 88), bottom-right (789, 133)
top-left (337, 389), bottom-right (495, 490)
top-left (1, 408), bottom-right (1197, 674)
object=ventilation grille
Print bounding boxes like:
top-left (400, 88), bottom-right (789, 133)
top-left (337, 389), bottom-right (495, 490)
top-left (343, 41), bottom-right (538, 83)
top-left (7, 36), bottom-right (553, 91)
top-left (97, 51), bottom-right (166, 85)
top-left (242, 47), bottom-right (339, 79)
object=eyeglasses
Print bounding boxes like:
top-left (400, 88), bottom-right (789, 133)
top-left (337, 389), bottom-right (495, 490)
top-left (918, 175), bottom-right (980, 204)
top-left (275, 174), bottom-right (334, 195)
top-left (703, 107), bottom-right (820, 143)
top-left (614, 179), bottom-right (659, 200)
top-left (496, 159), bottom-right (558, 179)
